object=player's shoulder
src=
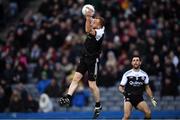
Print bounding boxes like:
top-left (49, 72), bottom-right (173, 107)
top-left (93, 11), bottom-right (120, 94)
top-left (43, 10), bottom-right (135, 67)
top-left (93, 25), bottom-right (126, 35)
top-left (140, 69), bottom-right (148, 76)
top-left (124, 69), bottom-right (133, 76)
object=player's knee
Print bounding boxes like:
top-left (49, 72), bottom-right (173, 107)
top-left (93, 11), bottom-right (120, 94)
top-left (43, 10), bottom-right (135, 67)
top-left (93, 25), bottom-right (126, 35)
top-left (89, 82), bottom-right (98, 91)
top-left (73, 74), bottom-right (82, 82)
top-left (89, 83), bottom-right (95, 90)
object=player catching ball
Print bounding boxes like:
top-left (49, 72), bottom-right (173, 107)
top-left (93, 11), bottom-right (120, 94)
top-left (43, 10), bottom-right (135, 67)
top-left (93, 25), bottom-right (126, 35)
top-left (58, 5), bottom-right (105, 119)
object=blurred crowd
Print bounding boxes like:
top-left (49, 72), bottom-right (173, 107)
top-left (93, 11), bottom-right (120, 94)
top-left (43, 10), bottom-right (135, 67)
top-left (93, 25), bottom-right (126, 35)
top-left (0, 0), bottom-right (180, 112)
top-left (0, 0), bottom-right (34, 31)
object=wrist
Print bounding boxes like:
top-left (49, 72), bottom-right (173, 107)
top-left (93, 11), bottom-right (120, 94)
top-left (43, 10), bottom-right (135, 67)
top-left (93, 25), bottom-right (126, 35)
top-left (85, 15), bottom-right (91, 18)
top-left (151, 96), bottom-right (155, 100)
top-left (122, 91), bottom-right (126, 96)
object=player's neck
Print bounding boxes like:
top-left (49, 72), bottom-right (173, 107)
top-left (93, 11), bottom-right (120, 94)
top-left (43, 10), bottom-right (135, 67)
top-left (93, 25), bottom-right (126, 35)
top-left (132, 68), bottom-right (140, 72)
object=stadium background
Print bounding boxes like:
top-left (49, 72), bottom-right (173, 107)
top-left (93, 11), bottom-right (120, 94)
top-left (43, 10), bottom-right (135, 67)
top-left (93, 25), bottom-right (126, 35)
top-left (0, 0), bottom-right (180, 119)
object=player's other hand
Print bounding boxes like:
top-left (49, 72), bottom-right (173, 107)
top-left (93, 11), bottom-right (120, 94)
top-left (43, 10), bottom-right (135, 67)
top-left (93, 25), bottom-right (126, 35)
top-left (122, 91), bottom-right (127, 96)
top-left (85, 7), bottom-right (94, 17)
top-left (151, 97), bottom-right (157, 107)
top-left (122, 91), bottom-right (131, 97)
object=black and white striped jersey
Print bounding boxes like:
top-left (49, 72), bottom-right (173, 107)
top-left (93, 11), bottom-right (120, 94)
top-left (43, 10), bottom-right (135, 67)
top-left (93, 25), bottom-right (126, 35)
top-left (83, 27), bottom-right (105, 57)
top-left (120, 69), bottom-right (149, 96)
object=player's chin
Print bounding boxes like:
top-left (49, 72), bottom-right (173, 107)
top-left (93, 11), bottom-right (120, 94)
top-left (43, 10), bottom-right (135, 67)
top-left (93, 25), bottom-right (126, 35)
top-left (92, 26), bottom-right (96, 29)
top-left (133, 65), bottom-right (139, 69)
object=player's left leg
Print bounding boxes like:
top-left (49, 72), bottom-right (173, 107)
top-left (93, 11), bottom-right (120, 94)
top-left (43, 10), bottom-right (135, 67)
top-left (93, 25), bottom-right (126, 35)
top-left (87, 57), bottom-right (101, 118)
top-left (88, 80), bottom-right (102, 119)
top-left (136, 101), bottom-right (151, 119)
top-left (57, 72), bottom-right (83, 107)
top-left (88, 80), bottom-right (100, 103)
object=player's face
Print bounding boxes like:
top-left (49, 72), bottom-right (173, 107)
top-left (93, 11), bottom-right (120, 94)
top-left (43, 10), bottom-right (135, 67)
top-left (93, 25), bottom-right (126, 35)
top-left (92, 19), bottom-right (101, 29)
top-left (131, 57), bottom-right (141, 69)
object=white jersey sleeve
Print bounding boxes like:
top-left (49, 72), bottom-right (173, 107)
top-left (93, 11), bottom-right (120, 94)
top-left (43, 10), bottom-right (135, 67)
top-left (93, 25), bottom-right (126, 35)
top-left (95, 27), bottom-right (105, 41)
top-left (120, 74), bottom-right (128, 86)
top-left (144, 73), bottom-right (149, 84)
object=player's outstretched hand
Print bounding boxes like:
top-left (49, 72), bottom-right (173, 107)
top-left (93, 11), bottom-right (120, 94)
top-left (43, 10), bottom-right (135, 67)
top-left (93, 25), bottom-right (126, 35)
top-left (151, 97), bottom-right (157, 107)
top-left (85, 7), bottom-right (94, 17)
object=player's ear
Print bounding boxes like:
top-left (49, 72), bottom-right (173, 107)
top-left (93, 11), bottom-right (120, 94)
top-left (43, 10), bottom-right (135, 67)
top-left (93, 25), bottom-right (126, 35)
top-left (131, 60), bottom-right (133, 66)
top-left (139, 61), bottom-right (142, 65)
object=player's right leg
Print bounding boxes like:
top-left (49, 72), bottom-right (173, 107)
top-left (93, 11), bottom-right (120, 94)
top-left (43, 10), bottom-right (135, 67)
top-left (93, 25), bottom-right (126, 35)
top-left (67, 72), bottom-right (83, 95)
top-left (57, 72), bottom-right (83, 106)
top-left (57, 56), bottom-right (86, 107)
top-left (122, 101), bottom-right (133, 120)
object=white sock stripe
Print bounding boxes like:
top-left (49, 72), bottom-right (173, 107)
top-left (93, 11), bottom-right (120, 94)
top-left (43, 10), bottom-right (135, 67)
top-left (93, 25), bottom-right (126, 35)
top-left (94, 58), bottom-right (99, 77)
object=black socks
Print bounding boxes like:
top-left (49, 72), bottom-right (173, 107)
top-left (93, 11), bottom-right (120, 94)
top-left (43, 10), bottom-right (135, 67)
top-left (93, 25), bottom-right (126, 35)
top-left (95, 102), bottom-right (101, 107)
top-left (66, 94), bottom-right (72, 100)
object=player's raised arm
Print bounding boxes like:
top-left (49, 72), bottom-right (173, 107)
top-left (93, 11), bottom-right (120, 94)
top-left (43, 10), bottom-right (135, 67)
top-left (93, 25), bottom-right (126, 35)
top-left (85, 8), bottom-right (96, 36)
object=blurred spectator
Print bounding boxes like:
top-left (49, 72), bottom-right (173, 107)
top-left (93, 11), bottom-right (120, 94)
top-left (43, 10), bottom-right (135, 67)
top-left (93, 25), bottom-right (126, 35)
top-left (36, 77), bottom-right (51, 94)
top-left (161, 77), bottom-right (176, 96)
top-left (98, 64), bottom-right (117, 87)
top-left (24, 94), bottom-right (39, 112)
top-left (10, 83), bottom-right (39, 112)
top-left (60, 56), bottom-right (73, 75)
top-left (39, 93), bottom-right (53, 113)
top-left (0, 85), bottom-right (6, 112)
top-left (30, 44), bottom-right (41, 63)
top-left (98, 51), bottom-right (118, 87)
top-left (148, 54), bottom-right (162, 76)
top-left (169, 51), bottom-right (179, 71)
top-left (72, 85), bottom-right (89, 107)
top-left (0, 0), bottom-right (32, 30)
top-left (45, 47), bottom-right (57, 62)
top-left (38, 0), bottom-right (49, 16)
top-left (9, 1), bottom-right (18, 17)
top-left (3, 63), bottom-right (14, 84)
top-left (0, 79), bottom-right (12, 112)
top-left (0, 1), bottom-right (5, 29)
top-left (53, 62), bottom-right (65, 82)
top-left (105, 51), bottom-right (117, 72)
top-left (12, 64), bottom-right (27, 84)
top-left (161, 56), bottom-right (178, 96)
top-left (33, 58), bottom-right (45, 80)
top-left (9, 90), bottom-right (25, 112)
top-left (39, 63), bottom-right (53, 80)
top-left (45, 78), bottom-right (61, 97)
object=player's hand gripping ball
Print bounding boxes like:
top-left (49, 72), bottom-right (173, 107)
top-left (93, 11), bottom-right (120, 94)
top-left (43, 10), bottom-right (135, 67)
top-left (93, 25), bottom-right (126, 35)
top-left (82, 4), bottom-right (95, 16)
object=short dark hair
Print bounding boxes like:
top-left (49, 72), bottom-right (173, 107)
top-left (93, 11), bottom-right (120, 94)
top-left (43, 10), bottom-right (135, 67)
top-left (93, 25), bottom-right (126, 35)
top-left (96, 16), bottom-right (105, 27)
top-left (131, 55), bottom-right (141, 61)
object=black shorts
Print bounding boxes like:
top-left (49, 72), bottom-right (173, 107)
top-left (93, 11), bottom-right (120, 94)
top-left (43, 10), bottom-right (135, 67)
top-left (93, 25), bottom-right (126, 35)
top-left (76, 55), bottom-right (99, 81)
top-left (124, 94), bottom-right (144, 108)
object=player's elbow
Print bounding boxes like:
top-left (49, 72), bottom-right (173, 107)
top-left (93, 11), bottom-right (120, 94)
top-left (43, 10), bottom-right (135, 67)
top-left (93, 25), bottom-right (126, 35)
top-left (85, 28), bottom-right (90, 33)
top-left (119, 85), bottom-right (123, 92)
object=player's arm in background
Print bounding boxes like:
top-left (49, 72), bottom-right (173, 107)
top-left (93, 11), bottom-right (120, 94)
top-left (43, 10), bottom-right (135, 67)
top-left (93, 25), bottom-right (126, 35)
top-left (144, 74), bottom-right (157, 107)
top-left (119, 73), bottom-right (127, 96)
top-left (85, 7), bottom-right (105, 40)
top-left (85, 8), bottom-right (96, 36)
top-left (145, 85), bottom-right (153, 99)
